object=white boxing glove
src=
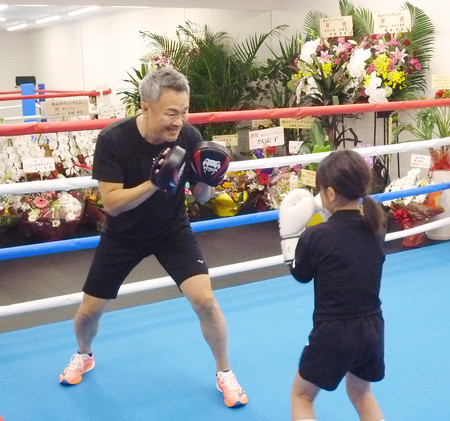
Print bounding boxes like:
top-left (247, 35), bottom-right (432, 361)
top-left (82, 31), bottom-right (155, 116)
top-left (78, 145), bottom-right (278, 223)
top-left (279, 189), bottom-right (316, 266)
top-left (314, 193), bottom-right (332, 222)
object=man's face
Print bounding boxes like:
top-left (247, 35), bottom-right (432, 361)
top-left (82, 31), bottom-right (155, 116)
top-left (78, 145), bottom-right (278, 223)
top-left (142, 88), bottom-right (189, 144)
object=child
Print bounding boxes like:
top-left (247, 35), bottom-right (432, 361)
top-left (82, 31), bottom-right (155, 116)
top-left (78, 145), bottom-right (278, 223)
top-left (279, 149), bottom-right (387, 421)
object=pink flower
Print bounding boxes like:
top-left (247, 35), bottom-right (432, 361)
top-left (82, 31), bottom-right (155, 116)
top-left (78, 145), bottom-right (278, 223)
top-left (33, 196), bottom-right (49, 209)
top-left (389, 47), bottom-right (408, 64)
top-left (318, 50), bottom-right (332, 63)
top-left (387, 39), bottom-right (399, 46)
top-left (366, 63), bottom-right (375, 73)
top-left (409, 58), bottom-right (421, 70)
top-left (374, 39), bottom-right (388, 54)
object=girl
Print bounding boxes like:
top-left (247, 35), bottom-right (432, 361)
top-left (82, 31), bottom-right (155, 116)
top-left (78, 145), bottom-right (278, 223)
top-left (288, 149), bottom-right (386, 421)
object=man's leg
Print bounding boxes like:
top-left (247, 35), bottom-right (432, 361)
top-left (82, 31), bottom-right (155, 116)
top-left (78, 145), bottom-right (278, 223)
top-left (180, 274), bottom-right (247, 407)
top-left (59, 293), bottom-right (110, 385)
top-left (75, 293), bottom-right (110, 354)
top-left (180, 274), bottom-right (229, 372)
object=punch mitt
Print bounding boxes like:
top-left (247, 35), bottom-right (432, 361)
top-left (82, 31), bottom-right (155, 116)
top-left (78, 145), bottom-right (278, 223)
top-left (150, 145), bottom-right (186, 195)
top-left (190, 141), bottom-right (230, 187)
top-left (279, 189), bottom-right (316, 266)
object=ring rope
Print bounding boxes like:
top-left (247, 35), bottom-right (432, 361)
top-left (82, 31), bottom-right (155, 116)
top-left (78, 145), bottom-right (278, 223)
top-left (1, 98), bottom-right (450, 137)
top-left (0, 183), bottom-right (448, 263)
top-left (0, 89), bottom-right (112, 102)
top-left (1, 137), bottom-right (450, 196)
top-left (1, 214), bottom-right (450, 318)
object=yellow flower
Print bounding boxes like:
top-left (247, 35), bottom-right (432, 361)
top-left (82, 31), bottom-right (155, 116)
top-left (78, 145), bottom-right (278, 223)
top-left (373, 53), bottom-right (390, 79)
top-left (387, 70), bottom-right (406, 89)
top-left (321, 62), bottom-right (334, 78)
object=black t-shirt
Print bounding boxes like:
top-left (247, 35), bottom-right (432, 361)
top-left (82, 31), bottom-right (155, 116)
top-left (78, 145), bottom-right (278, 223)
top-left (92, 117), bottom-right (203, 241)
top-left (290, 210), bottom-right (385, 322)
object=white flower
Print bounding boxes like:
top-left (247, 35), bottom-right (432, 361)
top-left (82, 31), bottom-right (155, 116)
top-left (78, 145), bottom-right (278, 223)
top-left (365, 74), bottom-right (388, 103)
top-left (347, 48), bottom-right (371, 78)
top-left (300, 39), bottom-right (321, 64)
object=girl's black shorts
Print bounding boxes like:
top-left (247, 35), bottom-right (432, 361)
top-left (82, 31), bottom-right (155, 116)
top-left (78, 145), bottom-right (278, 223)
top-left (83, 225), bottom-right (209, 299)
top-left (299, 313), bottom-right (385, 391)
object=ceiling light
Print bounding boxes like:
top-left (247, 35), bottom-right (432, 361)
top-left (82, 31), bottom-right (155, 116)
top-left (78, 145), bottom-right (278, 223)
top-left (7, 23), bottom-right (27, 31)
top-left (0, 17), bottom-right (5, 22)
top-left (0, 5), bottom-right (8, 12)
top-left (68, 6), bottom-right (99, 16)
top-left (35, 15), bottom-right (60, 24)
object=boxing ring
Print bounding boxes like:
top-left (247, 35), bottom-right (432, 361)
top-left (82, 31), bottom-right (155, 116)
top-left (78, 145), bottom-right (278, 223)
top-left (1, 101), bottom-right (450, 420)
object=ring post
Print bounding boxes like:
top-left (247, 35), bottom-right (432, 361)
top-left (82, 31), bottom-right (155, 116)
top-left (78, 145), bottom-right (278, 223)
top-left (20, 83), bottom-right (36, 122)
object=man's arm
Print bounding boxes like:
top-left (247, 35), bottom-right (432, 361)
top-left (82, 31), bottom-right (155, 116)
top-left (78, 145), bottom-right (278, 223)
top-left (99, 180), bottom-right (159, 217)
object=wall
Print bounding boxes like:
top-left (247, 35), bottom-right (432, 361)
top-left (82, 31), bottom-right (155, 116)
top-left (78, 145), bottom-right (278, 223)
top-left (1, 1), bottom-right (449, 175)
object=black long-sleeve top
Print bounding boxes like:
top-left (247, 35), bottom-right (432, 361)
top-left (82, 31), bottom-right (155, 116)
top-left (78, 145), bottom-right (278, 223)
top-left (290, 210), bottom-right (385, 323)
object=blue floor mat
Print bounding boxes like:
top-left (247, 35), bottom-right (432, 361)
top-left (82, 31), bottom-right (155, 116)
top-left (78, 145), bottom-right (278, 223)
top-left (1, 242), bottom-right (449, 420)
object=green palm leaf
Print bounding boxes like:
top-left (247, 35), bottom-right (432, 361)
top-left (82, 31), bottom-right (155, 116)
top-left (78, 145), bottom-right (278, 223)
top-left (352, 6), bottom-right (374, 40)
top-left (303, 10), bottom-right (327, 40)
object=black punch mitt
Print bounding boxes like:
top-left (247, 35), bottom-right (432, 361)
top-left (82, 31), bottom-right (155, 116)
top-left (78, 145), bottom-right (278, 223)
top-left (190, 141), bottom-right (231, 187)
top-left (151, 145), bottom-right (186, 194)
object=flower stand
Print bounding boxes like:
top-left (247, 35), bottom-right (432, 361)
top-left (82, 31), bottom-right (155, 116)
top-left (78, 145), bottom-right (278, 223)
top-left (426, 170), bottom-right (450, 240)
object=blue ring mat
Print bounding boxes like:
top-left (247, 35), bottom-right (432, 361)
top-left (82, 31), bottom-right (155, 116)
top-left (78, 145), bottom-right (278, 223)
top-left (1, 242), bottom-right (449, 420)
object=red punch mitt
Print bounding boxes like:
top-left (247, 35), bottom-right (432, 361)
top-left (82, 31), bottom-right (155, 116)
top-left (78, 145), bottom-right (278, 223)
top-left (190, 141), bottom-right (231, 187)
top-left (151, 145), bottom-right (186, 194)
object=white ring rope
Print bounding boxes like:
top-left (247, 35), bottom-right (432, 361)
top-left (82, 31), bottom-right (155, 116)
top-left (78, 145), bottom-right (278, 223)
top-left (1, 137), bottom-right (450, 195)
top-left (2, 137), bottom-right (450, 318)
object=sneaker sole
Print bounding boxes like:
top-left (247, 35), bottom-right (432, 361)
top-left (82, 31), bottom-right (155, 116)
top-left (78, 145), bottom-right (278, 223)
top-left (59, 361), bottom-right (95, 385)
top-left (216, 385), bottom-right (248, 407)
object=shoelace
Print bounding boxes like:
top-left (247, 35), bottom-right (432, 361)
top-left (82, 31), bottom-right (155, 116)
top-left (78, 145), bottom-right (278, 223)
top-left (67, 354), bottom-right (85, 370)
top-left (218, 372), bottom-right (240, 391)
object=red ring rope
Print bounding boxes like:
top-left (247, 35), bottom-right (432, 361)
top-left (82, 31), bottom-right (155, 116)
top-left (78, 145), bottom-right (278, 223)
top-left (0, 89), bottom-right (112, 101)
top-left (1, 98), bottom-right (450, 137)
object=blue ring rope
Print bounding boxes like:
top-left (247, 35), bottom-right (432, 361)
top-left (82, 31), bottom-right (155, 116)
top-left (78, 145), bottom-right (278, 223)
top-left (1, 183), bottom-right (449, 261)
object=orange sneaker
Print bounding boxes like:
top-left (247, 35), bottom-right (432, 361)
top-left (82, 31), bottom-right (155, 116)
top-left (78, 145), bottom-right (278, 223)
top-left (59, 353), bottom-right (95, 385)
top-left (216, 370), bottom-right (248, 407)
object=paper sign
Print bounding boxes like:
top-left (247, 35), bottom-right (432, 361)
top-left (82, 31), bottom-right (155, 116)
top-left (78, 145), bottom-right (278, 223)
top-left (251, 119), bottom-right (273, 129)
top-left (289, 173), bottom-right (300, 190)
top-left (22, 157), bottom-right (56, 173)
top-left (98, 103), bottom-right (126, 119)
top-left (410, 154), bottom-right (431, 169)
top-left (300, 169), bottom-right (316, 188)
top-left (249, 126), bottom-right (284, 150)
top-left (432, 74), bottom-right (450, 90)
top-left (43, 99), bottom-right (90, 117)
top-left (289, 141), bottom-right (303, 155)
top-left (280, 117), bottom-right (316, 129)
top-left (212, 134), bottom-right (239, 146)
top-left (373, 11), bottom-right (411, 34)
top-left (320, 16), bottom-right (353, 38)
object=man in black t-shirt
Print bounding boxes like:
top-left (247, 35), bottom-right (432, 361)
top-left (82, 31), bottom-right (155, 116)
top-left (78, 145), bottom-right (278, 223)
top-left (59, 67), bottom-right (248, 409)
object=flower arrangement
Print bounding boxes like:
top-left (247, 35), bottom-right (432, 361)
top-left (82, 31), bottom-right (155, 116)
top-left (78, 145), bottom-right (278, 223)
top-left (210, 169), bottom-right (268, 217)
top-left (288, 36), bottom-right (359, 106)
top-left (0, 195), bottom-right (21, 234)
top-left (18, 190), bottom-right (85, 242)
top-left (264, 165), bottom-right (303, 210)
top-left (360, 33), bottom-right (423, 103)
top-left (289, 31), bottom-right (427, 106)
top-left (383, 168), bottom-right (443, 247)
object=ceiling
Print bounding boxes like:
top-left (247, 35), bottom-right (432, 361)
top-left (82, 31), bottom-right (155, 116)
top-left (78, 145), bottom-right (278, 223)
top-left (0, 1), bottom-right (291, 32)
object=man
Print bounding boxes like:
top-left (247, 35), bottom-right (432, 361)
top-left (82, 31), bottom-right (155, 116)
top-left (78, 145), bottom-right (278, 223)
top-left (59, 67), bottom-right (248, 408)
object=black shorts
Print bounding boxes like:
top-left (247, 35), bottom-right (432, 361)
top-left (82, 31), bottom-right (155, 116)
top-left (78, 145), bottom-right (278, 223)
top-left (299, 314), bottom-right (385, 391)
top-left (83, 224), bottom-right (209, 299)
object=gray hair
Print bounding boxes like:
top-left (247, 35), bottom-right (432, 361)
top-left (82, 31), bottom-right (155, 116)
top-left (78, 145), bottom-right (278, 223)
top-left (139, 67), bottom-right (190, 103)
